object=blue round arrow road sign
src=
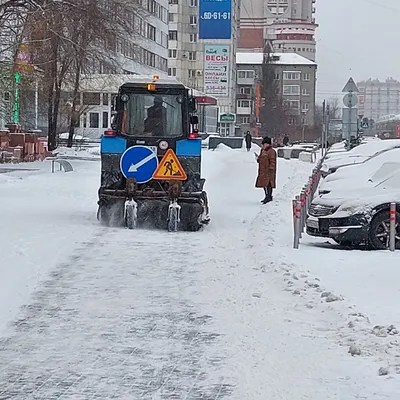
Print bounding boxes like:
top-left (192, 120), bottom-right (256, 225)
top-left (120, 146), bottom-right (158, 183)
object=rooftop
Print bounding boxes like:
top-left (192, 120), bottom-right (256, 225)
top-left (236, 52), bottom-right (317, 66)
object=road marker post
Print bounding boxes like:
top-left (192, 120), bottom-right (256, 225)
top-left (390, 202), bottom-right (396, 252)
top-left (300, 191), bottom-right (306, 234)
top-left (293, 196), bottom-right (301, 249)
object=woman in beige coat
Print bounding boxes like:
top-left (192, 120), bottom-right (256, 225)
top-left (255, 137), bottom-right (277, 204)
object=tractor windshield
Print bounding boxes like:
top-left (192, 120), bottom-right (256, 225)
top-left (121, 93), bottom-right (184, 137)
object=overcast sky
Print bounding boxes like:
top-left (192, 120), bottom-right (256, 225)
top-left (316, 0), bottom-right (400, 103)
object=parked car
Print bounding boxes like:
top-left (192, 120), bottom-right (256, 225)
top-left (321, 139), bottom-right (400, 177)
top-left (319, 147), bottom-right (400, 194)
top-left (306, 181), bottom-right (400, 249)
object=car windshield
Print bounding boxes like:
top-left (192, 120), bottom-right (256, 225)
top-left (121, 93), bottom-right (183, 137)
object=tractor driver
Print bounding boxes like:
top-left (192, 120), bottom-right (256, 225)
top-left (144, 96), bottom-right (166, 136)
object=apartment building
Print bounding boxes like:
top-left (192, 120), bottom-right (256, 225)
top-left (167, 0), bottom-right (240, 135)
top-left (99, 0), bottom-right (169, 75)
top-left (239, 0), bottom-right (317, 61)
top-left (358, 78), bottom-right (400, 122)
top-left (235, 52), bottom-right (317, 134)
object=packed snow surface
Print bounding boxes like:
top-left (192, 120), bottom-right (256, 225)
top-left (0, 145), bottom-right (399, 398)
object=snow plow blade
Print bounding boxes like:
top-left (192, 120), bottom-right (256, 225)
top-left (97, 192), bottom-right (209, 232)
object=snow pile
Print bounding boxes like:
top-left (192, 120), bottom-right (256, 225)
top-left (56, 146), bottom-right (101, 160)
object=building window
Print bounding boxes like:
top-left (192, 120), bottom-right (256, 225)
top-left (302, 73), bottom-right (311, 81)
top-left (302, 103), bottom-right (310, 111)
top-left (302, 88), bottom-right (310, 96)
top-left (168, 49), bottom-right (177, 58)
top-left (161, 32), bottom-right (168, 48)
top-left (240, 116), bottom-right (250, 124)
top-left (302, 117), bottom-right (309, 125)
top-left (168, 12), bottom-right (174, 22)
top-left (283, 71), bottom-right (301, 80)
top-left (169, 0), bottom-right (178, 4)
top-left (284, 100), bottom-right (300, 110)
top-left (168, 67), bottom-right (176, 76)
top-left (169, 30), bottom-right (178, 40)
top-left (238, 70), bottom-right (254, 79)
top-left (188, 69), bottom-right (196, 78)
top-left (283, 85), bottom-right (300, 95)
top-left (147, 24), bottom-right (156, 41)
top-left (147, 0), bottom-right (155, 13)
top-left (189, 0), bottom-right (198, 6)
top-left (237, 100), bottom-right (250, 108)
top-left (274, 73), bottom-right (280, 80)
top-left (102, 93), bottom-right (109, 106)
top-left (288, 118), bottom-right (296, 125)
top-left (189, 15), bottom-right (197, 25)
top-left (189, 33), bottom-right (197, 42)
top-left (239, 87), bottom-right (252, 95)
top-left (102, 111), bottom-right (108, 129)
top-left (89, 112), bottom-right (99, 128)
top-left (188, 51), bottom-right (196, 61)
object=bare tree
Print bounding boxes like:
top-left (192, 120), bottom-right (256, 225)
top-left (1, 0), bottom-right (145, 149)
top-left (259, 53), bottom-right (288, 139)
top-left (327, 96), bottom-right (341, 119)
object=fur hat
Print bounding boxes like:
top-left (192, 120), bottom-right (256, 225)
top-left (262, 137), bottom-right (272, 145)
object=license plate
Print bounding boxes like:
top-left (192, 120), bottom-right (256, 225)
top-left (306, 218), bottom-right (319, 229)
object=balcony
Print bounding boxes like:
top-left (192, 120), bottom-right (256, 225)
top-left (236, 93), bottom-right (251, 100)
top-left (237, 106), bottom-right (252, 115)
top-left (237, 77), bottom-right (255, 85)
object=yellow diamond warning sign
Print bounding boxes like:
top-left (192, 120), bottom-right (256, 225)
top-left (152, 149), bottom-right (187, 181)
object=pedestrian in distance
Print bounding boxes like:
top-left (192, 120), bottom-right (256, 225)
top-left (245, 131), bottom-right (252, 152)
top-left (283, 134), bottom-right (289, 147)
top-left (255, 137), bottom-right (277, 204)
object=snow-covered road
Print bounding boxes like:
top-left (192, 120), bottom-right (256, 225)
top-left (0, 146), bottom-right (399, 399)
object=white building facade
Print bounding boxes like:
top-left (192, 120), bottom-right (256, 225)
top-left (239, 0), bottom-right (317, 62)
top-left (358, 78), bottom-right (400, 122)
top-left (168, 0), bottom-right (240, 135)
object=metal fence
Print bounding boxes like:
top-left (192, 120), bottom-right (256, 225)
top-left (57, 138), bottom-right (100, 149)
top-left (292, 159), bottom-right (323, 249)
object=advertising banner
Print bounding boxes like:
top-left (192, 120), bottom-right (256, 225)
top-left (199, 0), bottom-right (232, 40)
top-left (204, 45), bottom-right (229, 96)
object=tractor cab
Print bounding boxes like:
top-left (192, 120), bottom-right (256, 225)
top-left (98, 75), bottom-right (210, 231)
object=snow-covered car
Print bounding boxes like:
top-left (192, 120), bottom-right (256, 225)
top-left (306, 181), bottom-right (400, 249)
top-left (319, 147), bottom-right (400, 194)
top-left (321, 139), bottom-right (400, 177)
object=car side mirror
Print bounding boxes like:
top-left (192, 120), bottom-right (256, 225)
top-left (189, 97), bottom-right (196, 112)
top-left (111, 112), bottom-right (117, 130)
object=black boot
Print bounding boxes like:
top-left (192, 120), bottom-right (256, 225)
top-left (262, 196), bottom-right (272, 204)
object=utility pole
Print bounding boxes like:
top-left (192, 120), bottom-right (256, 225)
top-left (325, 104), bottom-right (330, 154)
top-left (322, 99), bottom-right (326, 154)
top-left (342, 78), bottom-right (359, 147)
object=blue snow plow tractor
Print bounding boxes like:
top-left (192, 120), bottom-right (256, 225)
top-left (97, 75), bottom-right (210, 232)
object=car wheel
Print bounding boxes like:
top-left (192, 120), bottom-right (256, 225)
top-left (369, 210), bottom-right (400, 250)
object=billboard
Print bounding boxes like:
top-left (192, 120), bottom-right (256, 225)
top-left (204, 45), bottom-right (229, 96)
top-left (199, 0), bottom-right (232, 40)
